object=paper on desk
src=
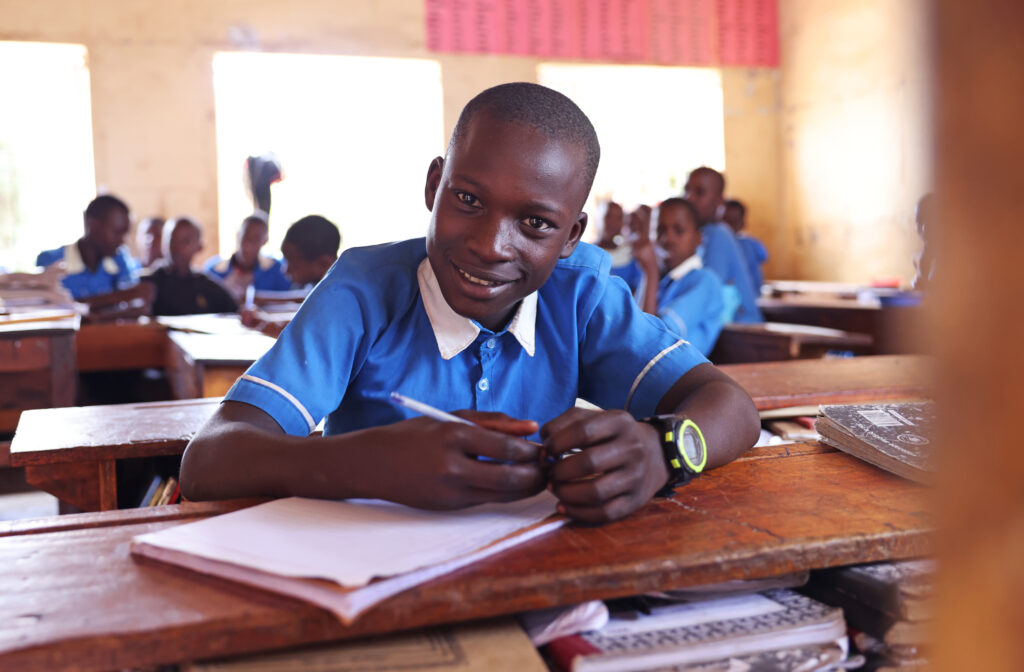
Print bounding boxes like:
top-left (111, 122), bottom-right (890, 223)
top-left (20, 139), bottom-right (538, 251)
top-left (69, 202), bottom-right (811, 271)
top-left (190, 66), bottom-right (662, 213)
top-left (132, 492), bottom-right (563, 622)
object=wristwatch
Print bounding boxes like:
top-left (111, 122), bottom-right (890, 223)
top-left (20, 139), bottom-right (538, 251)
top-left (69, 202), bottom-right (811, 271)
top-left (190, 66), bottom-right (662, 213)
top-left (642, 415), bottom-right (707, 496)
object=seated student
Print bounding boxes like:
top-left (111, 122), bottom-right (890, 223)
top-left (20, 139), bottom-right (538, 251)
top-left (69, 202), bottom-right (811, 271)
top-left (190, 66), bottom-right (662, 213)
top-left (595, 201), bottom-right (642, 293)
top-left (723, 199), bottom-right (767, 296)
top-left (204, 212), bottom-right (291, 303)
top-left (632, 198), bottom-right (725, 356)
top-left (36, 194), bottom-right (154, 315)
top-left (912, 193), bottom-right (935, 290)
top-left (241, 215), bottom-right (341, 337)
top-left (683, 168), bottom-right (762, 323)
top-left (135, 216), bottom-right (165, 270)
top-left (143, 217), bottom-right (239, 316)
top-left (181, 82), bottom-right (759, 525)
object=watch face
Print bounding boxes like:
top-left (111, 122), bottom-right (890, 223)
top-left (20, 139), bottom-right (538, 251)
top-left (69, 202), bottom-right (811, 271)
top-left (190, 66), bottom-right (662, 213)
top-left (679, 424), bottom-right (705, 470)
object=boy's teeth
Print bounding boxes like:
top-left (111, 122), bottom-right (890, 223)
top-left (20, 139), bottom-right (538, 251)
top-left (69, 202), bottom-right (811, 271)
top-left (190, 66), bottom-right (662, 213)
top-left (458, 268), bottom-right (496, 286)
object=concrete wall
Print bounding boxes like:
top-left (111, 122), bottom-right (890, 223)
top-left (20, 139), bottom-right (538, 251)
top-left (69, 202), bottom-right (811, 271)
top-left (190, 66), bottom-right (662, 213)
top-left (775, 0), bottom-right (931, 283)
top-left (0, 0), bottom-right (780, 264)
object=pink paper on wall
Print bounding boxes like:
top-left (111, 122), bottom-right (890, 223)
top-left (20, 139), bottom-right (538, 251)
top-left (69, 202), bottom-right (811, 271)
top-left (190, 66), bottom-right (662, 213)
top-left (718, 0), bottom-right (779, 66)
top-left (649, 0), bottom-right (716, 66)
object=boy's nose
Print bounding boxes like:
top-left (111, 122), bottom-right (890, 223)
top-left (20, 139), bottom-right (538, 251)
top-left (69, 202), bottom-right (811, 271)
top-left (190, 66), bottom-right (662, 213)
top-left (465, 217), bottom-right (515, 263)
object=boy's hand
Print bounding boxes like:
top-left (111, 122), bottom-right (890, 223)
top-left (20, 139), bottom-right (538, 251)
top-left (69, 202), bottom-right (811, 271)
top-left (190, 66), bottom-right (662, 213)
top-left (361, 413), bottom-right (545, 510)
top-left (541, 408), bottom-right (669, 524)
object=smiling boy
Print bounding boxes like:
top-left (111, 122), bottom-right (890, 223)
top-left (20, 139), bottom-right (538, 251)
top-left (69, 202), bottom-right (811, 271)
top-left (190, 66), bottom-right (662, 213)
top-left (181, 83), bottom-right (759, 524)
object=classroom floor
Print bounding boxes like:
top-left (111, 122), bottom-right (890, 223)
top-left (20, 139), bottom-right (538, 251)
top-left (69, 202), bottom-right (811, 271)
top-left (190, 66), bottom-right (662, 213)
top-left (0, 490), bottom-right (58, 521)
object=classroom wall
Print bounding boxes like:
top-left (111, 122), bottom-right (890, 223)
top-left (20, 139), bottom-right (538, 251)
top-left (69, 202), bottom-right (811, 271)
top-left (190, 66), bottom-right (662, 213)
top-left (0, 0), bottom-right (780, 264)
top-left (774, 0), bottom-right (931, 284)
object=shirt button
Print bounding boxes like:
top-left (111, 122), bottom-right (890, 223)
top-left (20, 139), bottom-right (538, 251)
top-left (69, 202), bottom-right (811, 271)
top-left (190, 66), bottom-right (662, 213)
top-left (485, 338), bottom-right (497, 349)
top-left (478, 378), bottom-right (489, 391)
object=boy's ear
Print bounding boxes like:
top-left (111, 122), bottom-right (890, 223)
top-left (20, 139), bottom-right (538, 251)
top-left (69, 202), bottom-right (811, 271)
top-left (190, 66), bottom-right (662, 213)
top-left (560, 212), bottom-right (588, 259)
top-left (424, 157), bottom-right (445, 211)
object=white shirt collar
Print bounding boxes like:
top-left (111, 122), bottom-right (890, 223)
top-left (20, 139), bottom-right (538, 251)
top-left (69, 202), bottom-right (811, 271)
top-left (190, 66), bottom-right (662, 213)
top-left (62, 242), bottom-right (120, 274)
top-left (416, 258), bottom-right (536, 360)
top-left (666, 254), bottom-right (703, 281)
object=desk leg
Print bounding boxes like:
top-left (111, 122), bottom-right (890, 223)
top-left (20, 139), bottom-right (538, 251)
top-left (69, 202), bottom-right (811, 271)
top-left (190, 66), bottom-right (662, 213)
top-left (98, 460), bottom-right (117, 511)
top-left (24, 460), bottom-right (114, 512)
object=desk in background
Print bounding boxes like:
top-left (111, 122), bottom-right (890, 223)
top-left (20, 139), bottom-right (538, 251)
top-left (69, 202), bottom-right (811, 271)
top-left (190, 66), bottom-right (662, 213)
top-left (711, 322), bottom-right (874, 363)
top-left (0, 449), bottom-right (929, 671)
top-left (75, 319), bottom-right (167, 372)
top-left (0, 316), bottom-right (79, 436)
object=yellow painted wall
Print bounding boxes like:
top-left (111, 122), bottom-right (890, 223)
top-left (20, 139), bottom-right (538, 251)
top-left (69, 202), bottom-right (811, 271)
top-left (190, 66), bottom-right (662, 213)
top-left (775, 0), bottom-right (931, 283)
top-left (0, 0), bottom-right (781, 264)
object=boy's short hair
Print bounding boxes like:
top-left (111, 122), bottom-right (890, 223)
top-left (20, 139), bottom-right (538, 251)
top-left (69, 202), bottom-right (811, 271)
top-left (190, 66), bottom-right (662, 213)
top-left (689, 167), bottom-right (726, 196)
top-left (242, 211), bottom-right (269, 230)
top-left (725, 199), bottom-right (746, 216)
top-left (449, 83), bottom-right (601, 198)
top-left (84, 194), bottom-right (129, 221)
top-left (283, 215), bottom-right (341, 261)
top-left (659, 197), bottom-right (700, 226)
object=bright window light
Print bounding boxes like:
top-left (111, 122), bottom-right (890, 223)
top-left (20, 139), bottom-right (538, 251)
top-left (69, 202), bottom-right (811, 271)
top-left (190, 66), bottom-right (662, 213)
top-left (538, 64), bottom-right (725, 232)
top-left (212, 52), bottom-right (444, 257)
top-left (0, 42), bottom-right (95, 271)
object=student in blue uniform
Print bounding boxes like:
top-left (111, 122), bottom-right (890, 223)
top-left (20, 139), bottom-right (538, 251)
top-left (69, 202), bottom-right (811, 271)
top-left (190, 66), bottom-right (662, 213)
top-left (181, 83), bottom-right (759, 525)
top-left (723, 199), bottom-right (767, 296)
top-left (595, 201), bottom-right (642, 294)
top-left (204, 213), bottom-right (291, 302)
top-left (632, 198), bottom-right (724, 356)
top-left (36, 194), bottom-right (154, 314)
top-left (683, 168), bottom-right (762, 323)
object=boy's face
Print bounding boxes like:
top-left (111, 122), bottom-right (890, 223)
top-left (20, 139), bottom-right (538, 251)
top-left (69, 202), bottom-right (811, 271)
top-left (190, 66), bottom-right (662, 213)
top-left (683, 172), bottom-right (723, 226)
top-left (238, 220), bottom-right (268, 267)
top-left (723, 204), bottom-right (744, 234)
top-left (169, 223), bottom-right (202, 272)
top-left (138, 219), bottom-right (164, 265)
top-left (656, 203), bottom-right (702, 270)
top-left (282, 241), bottom-right (326, 286)
top-left (425, 112), bottom-right (589, 332)
top-left (87, 208), bottom-right (131, 258)
top-left (602, 203), bottom-right (624, 240)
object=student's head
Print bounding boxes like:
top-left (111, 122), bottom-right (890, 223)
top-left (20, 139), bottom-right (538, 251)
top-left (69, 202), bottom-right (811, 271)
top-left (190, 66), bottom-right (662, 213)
top-left (915, 193), bottom-right (934, 238)
top-left (656, 198), bottom-right (702, 270)
top-left (281, 215), bottom-right (341, 286)
top-left (236, 213), bottom-right (269, 267)
top-left (136, 217), bottom-right (165, 266)
top-left (723, 199), bottom-right (746, 234)
top-left (164, 217), bottom-right (203, 274)
top-left (83, 195), bottom-right (131, 258)
top-left (598, 201), bottom-right (625, 244)
top-left (424, 82), bottom-right (599, 331)
top-left (683, 167), bottom-right (726, 226)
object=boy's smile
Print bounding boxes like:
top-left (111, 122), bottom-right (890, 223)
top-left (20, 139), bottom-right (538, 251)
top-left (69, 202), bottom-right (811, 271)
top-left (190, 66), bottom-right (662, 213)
top-left (424, 112), bottom-right (589, 332)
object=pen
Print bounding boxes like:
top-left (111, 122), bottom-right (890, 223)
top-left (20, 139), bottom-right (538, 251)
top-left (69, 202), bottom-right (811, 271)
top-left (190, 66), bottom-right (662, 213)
top-left (388, 391), bottom-right (474, 426)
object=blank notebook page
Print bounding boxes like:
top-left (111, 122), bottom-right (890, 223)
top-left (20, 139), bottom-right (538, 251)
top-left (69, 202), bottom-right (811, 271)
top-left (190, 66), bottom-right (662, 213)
top-left (134, 492), bottom-right (558, 586)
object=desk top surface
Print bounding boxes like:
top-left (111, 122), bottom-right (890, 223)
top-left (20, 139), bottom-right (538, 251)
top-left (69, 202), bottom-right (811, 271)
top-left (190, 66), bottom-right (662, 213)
top-left (0, 450), bottom-right (930, 671)
top-left (0, 315), bottom-right (79, 337)
top-left (168, 330), bottom-right (276, 365)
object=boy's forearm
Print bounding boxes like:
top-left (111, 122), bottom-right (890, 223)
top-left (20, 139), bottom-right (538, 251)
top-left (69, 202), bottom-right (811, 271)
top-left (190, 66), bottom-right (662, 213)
top-left (656, 365), bottom-right (760, 470)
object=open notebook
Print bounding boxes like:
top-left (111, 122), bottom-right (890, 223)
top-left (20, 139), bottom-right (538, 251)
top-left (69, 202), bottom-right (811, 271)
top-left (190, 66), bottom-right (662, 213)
top-left (131, 492), bottom-right (562, 623)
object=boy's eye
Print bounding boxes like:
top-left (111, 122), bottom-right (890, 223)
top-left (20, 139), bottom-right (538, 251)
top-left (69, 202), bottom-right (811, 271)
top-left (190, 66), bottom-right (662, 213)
top-left (454, 191), bottom-right (481, 207)
top-left (523, 217), bottom-right (554, 232)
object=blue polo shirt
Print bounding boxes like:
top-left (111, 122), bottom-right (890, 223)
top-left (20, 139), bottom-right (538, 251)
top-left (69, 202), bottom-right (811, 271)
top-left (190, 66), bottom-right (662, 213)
top-left (224, 238), bottom-right (707, 438)
top-left (35, 243), bottom-right (140, 300)
top-left (204, 255), bottom-right (292, 291)
top-left (736, 233), bottom-right (768, 294)
top-left (656, 256), bottom-right (725, 356)
top-left (698, 223), bottom-right (763, 323)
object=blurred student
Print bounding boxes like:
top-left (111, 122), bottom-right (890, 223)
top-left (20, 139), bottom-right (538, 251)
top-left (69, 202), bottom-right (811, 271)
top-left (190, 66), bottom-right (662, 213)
top-left (242, 215), bottom-right (341, 337)
top-left (135, 216), bottom-right (165, 269)
top-left (143, 217), bottom-right (238, 316)
top-left (633, 198), bottom-right (725, 355)
top-left (683, 168), bottom-right (762, 323)
top-left (723, 199), bottom-right (768, 295)
top-left (204, 212), bottom-right (291, 303)
top-left (36, 194), bottom-right (154, 315)
top-left (913, 193), bottom-right (935, 290)
top-left (595, 201), bottom-right (642, 293)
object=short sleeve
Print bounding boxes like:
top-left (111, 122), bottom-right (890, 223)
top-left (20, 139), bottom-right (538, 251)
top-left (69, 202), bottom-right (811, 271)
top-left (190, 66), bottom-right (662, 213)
top-left (577, 272), bottom-right (708, 418)
top-left (222, 250), bottom-right (398, 435)
top-left (36, 248), bottom-right (61, 268)
top-left (114, 247), bottom-right (141, 289)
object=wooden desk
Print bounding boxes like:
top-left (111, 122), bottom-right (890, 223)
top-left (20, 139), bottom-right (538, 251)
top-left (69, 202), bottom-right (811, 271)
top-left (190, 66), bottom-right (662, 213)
top-left (166, 331), bottom-right (274, 399)
top-left (0, 450), bottom-right (929, 671)
top-left (0, 317), bottom-right (79, 435)
top-left (718, 354), bottom-right (933, 411)
top-left (711, 322), bottom-right (873, 363)
top-left (75, 319), bottom-right (167, 372)
top-left (9, 398), bottom-right (219, 511)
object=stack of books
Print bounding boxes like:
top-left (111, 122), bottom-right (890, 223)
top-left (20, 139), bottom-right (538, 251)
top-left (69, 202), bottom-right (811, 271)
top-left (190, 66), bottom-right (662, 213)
top-left (815, 402), bottom-right (934, 482)
top-left (802, 560), bottom-right (934, 670)
top-left (138, 475), bottom-right (180, 507)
